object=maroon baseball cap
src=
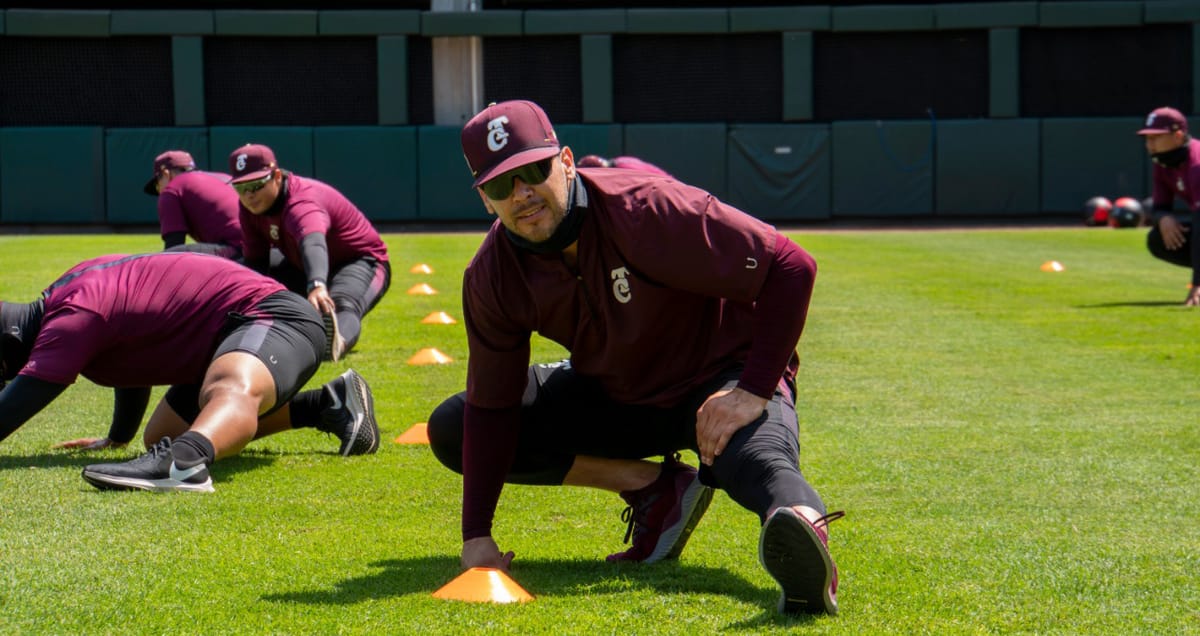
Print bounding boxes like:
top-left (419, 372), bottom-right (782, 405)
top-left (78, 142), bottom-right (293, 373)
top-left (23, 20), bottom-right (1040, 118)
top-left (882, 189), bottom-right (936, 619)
top-left (227, 143), bottom-right (278, 184)
top-left (142, 150), bottom-right (195, 196)
top-left (461, 100), bottom-right (560, 187)
top-left (1137, 107), bottom-right (1189, 135)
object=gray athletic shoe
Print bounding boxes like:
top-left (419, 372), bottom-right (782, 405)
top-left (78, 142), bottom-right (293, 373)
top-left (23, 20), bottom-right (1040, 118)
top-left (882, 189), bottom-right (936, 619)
top-left (322, 311), bottom-right (345, 362)
top-left (322, 369), bottom-right (379, 456)
top-left (759, 507), bottom-right (844, 615)
top-left (81, 438), bottom-right (214, 493)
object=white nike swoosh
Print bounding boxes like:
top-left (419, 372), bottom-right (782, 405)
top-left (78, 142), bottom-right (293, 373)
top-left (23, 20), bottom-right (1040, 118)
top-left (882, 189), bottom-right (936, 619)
top-left (169, 461), bottom-right (206, 482)
top-left (328, 387), bottom-right (343, 411)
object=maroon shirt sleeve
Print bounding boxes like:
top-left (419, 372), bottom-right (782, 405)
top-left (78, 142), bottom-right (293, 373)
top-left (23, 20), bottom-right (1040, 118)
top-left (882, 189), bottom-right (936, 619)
top-left (461, 403), bottom-right (521, 540)
top-left (735, 233), bottom-right (817, 399)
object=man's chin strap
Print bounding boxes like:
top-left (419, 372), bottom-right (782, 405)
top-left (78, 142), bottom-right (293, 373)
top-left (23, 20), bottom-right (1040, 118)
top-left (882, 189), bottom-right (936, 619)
top-left (504, 175), bottom-right (589, 255)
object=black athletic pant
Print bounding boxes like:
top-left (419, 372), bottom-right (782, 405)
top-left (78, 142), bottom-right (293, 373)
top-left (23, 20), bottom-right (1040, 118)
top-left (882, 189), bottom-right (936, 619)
top-left (272, 257), bottom-right (391, 349)
top-left (428, 361), bottom-right (827, 521)
top-left (1147, 220), bottom-right (1194, 268)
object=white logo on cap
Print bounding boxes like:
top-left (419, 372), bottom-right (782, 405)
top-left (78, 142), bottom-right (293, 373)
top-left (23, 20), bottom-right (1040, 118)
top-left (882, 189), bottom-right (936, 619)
top-left (1146, 114), bottom-right (1158, 127)
top-left (487, 116), bottom-right (511, 152)
top-left (236, 153), bottom-right (248, 171)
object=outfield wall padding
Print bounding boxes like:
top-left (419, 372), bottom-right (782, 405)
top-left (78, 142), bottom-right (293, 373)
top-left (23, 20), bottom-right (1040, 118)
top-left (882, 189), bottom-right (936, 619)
top-left (831, 120), bottom-right (934, 217)
top-left (417, 126), bottom-right (480, 221)
top-left (624, 123), bottom-right (727, 201)
top-left (556, 124), bottom-right (623, 162)
top-left (313, 127), bottom-right (417, 222)
top-left (935, 119), bottom-right (1040, 216)
top-left (727, 124), bottom-right (831, 220)
top-left (1, 127), bottom-right (105, 224)
top-left (1040, 118), bottom-right (1148, 213)
top-left (105, 127), bottom-right (210, 225)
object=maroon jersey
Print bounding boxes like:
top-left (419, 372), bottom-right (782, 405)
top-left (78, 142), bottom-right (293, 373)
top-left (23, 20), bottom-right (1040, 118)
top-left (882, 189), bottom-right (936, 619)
top-left (20, 253), bottom-right (285, 387)
top-left (240, 174), bottom-right (389, 268)
top-left (158, 171), bottom-right (243, 249)
top-left (1150, 138), bottom-right (1200, 211)
top-left (463, 170), bottom-right (779, 410)
top-left (608, 156), bottom-right (673, 178)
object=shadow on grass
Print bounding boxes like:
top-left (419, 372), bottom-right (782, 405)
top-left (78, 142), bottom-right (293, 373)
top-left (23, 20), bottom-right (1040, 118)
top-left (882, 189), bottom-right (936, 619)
top-left (263, 555), bottom-right (819, 626)
top-left (1075, 300), bottom-right (1180, 308)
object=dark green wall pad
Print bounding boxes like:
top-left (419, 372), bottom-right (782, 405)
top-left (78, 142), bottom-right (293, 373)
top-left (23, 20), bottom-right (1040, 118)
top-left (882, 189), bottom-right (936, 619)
top-left (556, 124), bottom-right (623, 161)
top-left (208, 127), bottom-right (314, 178)
top-left (623, 123), bottom-right (728, 201)
top-left (831, 120), bottom-right (934, 217)
top-left (730, 7), bottom-right (830, 33)
top-left (832, 6), bottom-right (935, 32)
top-left (1039, 2), bottom-right (1142, 27)
top-left (727, 124), bottom-right (831, 221)
top-left (106, 128), bottom-right (211, 225)
top-left (421, 11), bottom-right (522, 37)
top-left (626, 9), bottom-right (728, 34)
top-left (1040, 118), bottom-right (1147, 213)
top-left (319, 10), bottom-right (420, 35)
top-left (5, 9), bottom-right (109, 36)
top-left (417, 126), bottom-right (481, 221)
top-left (935, 3), bottom-right (1036, 29)
top-left (313, 127), bottom-right (417, 222)
top-left (1, 127), bottom-right (105, 224)
top-left (525, 10), bottom-right (625, 35)
top-left (111, 10), bottom-right (214, 35)
top-left (213, 10), bottom-right (317, 36)
top-left (935, 119), bottom-right (1039, 216)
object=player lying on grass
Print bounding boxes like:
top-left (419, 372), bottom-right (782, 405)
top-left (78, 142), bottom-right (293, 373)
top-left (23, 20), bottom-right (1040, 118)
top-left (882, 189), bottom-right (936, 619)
top-left (427, 99), bottom-right (844, 615)
top-left (0, 252), bottom-right (379, 493)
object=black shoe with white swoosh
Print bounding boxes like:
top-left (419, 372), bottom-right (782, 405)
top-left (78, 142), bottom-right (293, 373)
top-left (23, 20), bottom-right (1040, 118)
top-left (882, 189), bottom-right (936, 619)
top-left (322, 369), bottom-right (379, 456)
top-left (82, 437), bottom-right (214, 493)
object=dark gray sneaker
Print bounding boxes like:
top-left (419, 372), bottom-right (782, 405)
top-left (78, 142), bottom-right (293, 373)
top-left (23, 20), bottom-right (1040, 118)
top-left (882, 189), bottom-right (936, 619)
top-left (81, 438), bottom-right (214, 493)
top-left (606, 455), bottom-right (714, 563)
top-left (322, 369), bottom-right (379, 456)
top-left (759, 507), bottom-right (844, 615)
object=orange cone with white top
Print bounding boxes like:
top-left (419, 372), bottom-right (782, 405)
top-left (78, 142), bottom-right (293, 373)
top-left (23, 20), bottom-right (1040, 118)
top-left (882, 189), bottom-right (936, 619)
top-left (407, 283), bottom-right (438, 295)
top-left (421, 311), bottom-right (457, 325)
top-left (410, 263), bottom-right (434, 274)
top-left (432, 568), bottom-right (534, 604)
top-left (408, 348), bottom-right (453, 365)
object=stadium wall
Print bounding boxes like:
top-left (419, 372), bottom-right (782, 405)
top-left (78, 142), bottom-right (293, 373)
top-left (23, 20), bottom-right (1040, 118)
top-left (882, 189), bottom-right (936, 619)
top-left (0, 3), bottom-right (1197, 226)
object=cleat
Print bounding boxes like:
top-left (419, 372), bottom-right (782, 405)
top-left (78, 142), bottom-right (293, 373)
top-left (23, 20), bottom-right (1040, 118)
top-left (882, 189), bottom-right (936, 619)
top-left (606, 455), bottom-right (713, 563)
top-left (759, 507), bottom-right (844, 615)
top-left (323, 311), bottom-right (345, 362)
top-left (81, 437), bottom-right (214, 493)
top-left (322, 369), bottom-right (379, 456)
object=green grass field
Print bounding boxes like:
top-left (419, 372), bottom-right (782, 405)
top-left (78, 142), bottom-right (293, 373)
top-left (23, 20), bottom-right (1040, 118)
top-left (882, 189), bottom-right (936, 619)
top-left (0, 228), bottom-right (1197, 635)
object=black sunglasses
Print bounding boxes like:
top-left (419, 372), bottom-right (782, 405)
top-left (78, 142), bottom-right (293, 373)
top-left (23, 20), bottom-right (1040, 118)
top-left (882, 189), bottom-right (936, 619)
top-left (232, 172), bottom-right (273, 195)
top-left (481, 157), bottom-right (555, 200)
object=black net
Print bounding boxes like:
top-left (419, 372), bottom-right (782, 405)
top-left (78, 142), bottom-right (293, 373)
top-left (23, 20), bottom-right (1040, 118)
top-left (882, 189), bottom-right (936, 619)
top-left (407, 36), bottom-right (435, 126)
top-left (1020, 25), bottom-right (1192, 117)
top-left (814, 30), bottom-right (988, 121)
top-left (483, 36), bottom-right (582, 124)
top-left (613, 34), bottom-right (780, 123)
top-left (0, 37), bottom-right (174, 126)
top-left (204, 37), bottom-right (377, 126)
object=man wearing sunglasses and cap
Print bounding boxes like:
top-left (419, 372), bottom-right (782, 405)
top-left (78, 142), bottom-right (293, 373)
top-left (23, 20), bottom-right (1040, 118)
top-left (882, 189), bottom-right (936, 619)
top-left (143, 150), bottom-right (244, 260)
top-left (426, 99), bottom-right (842, 615)
top-left (227, 144), bottom-right (391, 362)
top-left (1136, 106), bottom-right (1200, 305)
top-left (0, 251), bottom-right (380, 492)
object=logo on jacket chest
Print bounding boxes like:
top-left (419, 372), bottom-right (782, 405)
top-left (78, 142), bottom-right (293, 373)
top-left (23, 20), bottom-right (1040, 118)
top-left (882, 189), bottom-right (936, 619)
top-left (1178, 177), bottom-right (1186, 193)
top-left (270, 224), bottom-right (280, 241)
top-left (611, 266), bottom-right (632, 303)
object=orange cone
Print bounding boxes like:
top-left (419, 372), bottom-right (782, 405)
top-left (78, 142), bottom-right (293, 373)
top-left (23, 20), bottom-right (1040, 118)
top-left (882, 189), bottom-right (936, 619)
top-left (432, 568), bottom-right (533, 604)
top-left (407, 283), bottom-right (438, 295)
top-left (421, 311), bottom-right (458, 325)
top-left (410, 263), bottom-right (434, 274)
top-left (394, 422), bottom-right (429, 445)
top-left (407, 348), bottom-right (454, 365)
top-left (1040, 260), bottom-right (1065, 272)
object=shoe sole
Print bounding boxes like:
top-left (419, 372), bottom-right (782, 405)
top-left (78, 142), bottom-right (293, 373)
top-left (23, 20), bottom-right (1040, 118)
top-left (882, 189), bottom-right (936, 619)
top-left (81, 469), bottom-right (214, 493)
top-left (644, 478), bottom-right (714, 563)
top-left (340, 369), bottom-right (379, 456)
top-left (323, 312), bottom-right (342, 363)
top-left (759, 507), bottom-right (837, 615)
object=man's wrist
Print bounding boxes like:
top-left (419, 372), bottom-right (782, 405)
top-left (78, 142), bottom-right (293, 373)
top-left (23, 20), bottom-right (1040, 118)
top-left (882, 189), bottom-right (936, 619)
top-left (306, 280), bottom-right (326, 294)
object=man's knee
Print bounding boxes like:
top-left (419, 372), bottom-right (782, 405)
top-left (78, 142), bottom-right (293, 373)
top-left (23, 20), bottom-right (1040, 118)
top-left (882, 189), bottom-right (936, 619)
top-left (427, 394), bottom-right (466, 474)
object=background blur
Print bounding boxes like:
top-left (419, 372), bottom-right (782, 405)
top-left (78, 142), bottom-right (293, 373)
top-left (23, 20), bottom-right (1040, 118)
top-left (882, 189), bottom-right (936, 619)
top-left (0, 0), bottom-right (1195, 227)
